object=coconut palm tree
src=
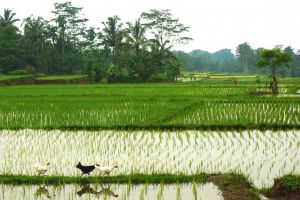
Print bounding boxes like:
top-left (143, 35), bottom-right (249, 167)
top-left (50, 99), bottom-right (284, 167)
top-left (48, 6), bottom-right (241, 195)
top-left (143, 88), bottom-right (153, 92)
top-left (0, 9), bottom-right (19, 27)
top-left (125, 17), bottom-right (147, 53)
top-left (23, 16), bottom-right (46, 56)
top-left (101, 16), bottom-right (124, 55)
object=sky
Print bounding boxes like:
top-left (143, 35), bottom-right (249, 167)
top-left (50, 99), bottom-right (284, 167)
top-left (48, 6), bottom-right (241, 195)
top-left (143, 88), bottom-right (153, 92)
top-left (1, 0), bottom-right (300, 53)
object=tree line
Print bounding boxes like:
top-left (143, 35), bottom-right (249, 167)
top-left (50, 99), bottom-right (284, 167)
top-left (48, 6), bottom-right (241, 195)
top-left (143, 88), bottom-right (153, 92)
top-left (0, 2), bottom-right (191, 82)
top-left (176, 43), bottom-right (300, 77)
top-left (1, 2), bottom-right (299, 83)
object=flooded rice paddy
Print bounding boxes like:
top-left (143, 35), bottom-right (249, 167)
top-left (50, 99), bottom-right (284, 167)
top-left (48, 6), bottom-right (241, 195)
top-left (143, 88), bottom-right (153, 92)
top-left (0, 129), bottom-right (299, 188)
top-left (0, 182), bottom-right (223, 200)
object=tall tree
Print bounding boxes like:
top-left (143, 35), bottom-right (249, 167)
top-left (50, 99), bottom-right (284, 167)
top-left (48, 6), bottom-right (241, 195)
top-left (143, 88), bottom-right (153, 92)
top-left (125, 17), bottom-right (147, 53)
top-left (236, 42), bottom-right (255, 73)
top-left (296, 50), bottom-right (300, 77)
top-left (0, 9), bottom-right (19, 27)
top-left (0, 24), bottom-right (24, 73)
top-left (142, 10), bottom-right (192, 78)
top-left (23, 16), bottom-right (46, 56)
top-left (256, 48), bottom-right (291, 93)
top-left (52, 1), bottom-right (87, 58)
top-left (284, 46), bottom-right (297, 77)
top-left (142, 9), bottom-right (192, 50)
top-left (101, 16), bottom-right (124, 56)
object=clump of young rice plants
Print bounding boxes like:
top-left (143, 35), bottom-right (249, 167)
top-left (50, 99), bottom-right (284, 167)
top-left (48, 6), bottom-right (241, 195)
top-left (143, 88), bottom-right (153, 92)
top-left (170, 100), bottom-right (300, 126)
top-left (0, 129), bottom-right (298, 188)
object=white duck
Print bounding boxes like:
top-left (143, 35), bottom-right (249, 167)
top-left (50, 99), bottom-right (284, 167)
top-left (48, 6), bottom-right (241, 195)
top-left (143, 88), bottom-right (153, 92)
top-left (95, 163), bottom-right (118, 175)
top-left (33, 163), bottom-right (50, 176)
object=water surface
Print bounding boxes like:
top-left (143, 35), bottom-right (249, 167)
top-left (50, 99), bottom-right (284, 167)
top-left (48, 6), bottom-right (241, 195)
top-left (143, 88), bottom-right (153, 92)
top-left (0, 182), bottom-right (223, 200)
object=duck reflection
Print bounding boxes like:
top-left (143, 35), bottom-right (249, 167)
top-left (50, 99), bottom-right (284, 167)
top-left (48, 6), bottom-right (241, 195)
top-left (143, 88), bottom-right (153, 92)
top-left (77, 184), bottom-right (118, 198)
top-left (98, 183), bottom-right (119, 198)
top-left (77, 184), bottom-right (98, 197)
top-left (34, 185), bottom-right (54, 199)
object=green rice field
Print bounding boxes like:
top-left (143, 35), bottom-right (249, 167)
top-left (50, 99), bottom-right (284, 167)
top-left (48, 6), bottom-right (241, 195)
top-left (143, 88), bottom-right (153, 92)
top-left (0, 80), bottom-right (299, 129)
top-left (0, 78), bottom-right (299, 199)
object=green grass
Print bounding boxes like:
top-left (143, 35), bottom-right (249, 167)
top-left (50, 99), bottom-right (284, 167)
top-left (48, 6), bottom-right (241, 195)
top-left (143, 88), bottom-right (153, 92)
top-left (0, 75), bottom-right (33, 81)
top-left (0, 80), bottom-right (299, 129)
top-left (0, 174), bottom-right (209, 185)
top-left (280, 174), bottom-right (300, 190)
top-left (35, 75), bottom-right (87, 80)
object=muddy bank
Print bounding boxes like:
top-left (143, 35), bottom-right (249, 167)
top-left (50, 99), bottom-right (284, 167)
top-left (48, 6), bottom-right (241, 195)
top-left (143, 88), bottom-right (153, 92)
top-left (209, 174), bottom-right (259, 200)
top-left (266, 175), bottom-right (300, 200)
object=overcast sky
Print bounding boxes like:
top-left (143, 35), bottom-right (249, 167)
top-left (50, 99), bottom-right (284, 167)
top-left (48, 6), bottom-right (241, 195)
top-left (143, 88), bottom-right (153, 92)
top-left (1, 0), bottom-right (299, 53)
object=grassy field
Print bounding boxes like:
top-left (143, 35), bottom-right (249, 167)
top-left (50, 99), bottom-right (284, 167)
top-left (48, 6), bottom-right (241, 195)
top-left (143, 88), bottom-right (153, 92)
top-left (0, 75), bottom-right (33, 81)
top-left (0, 78), bottom-right (299, 129)
top-left (35, 75), bottom-right (88, 80)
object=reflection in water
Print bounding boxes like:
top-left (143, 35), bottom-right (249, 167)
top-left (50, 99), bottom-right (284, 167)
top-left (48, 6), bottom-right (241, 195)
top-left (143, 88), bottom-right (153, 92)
top-left (98, 184), bottom-right (119, 198)
top-left (0, 182), bottom-right (223, 200)
top-left (35, 185), bottom-right (55, 199)
top-left (77, 184), bottom-right (119, 198)
top-left (77, 184), bottom-right (98, 197)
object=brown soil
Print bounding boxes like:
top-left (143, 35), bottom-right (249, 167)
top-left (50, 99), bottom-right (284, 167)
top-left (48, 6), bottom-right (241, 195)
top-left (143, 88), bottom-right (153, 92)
top-left (266, 178), bottom-right (300, 200)
top-left (209, 174), bottom-right (259, 200)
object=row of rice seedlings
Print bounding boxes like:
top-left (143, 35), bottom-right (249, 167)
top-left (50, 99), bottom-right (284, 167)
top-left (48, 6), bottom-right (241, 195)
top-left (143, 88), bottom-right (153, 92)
top-left (0, 130), bottom-right (298, 188)
top-left (0, 100), bottom-right (171, 128)
top-left (0, 84), bottom-right (250, 97)
top-left (171, 101), bottom-right (300, 125)
top-left (1, 96), bottom-right (298, 128)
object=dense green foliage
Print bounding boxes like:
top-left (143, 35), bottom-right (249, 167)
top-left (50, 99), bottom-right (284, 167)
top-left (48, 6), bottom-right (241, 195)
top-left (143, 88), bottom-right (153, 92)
top-left (1, 3), bottom-right (300, 83)
top-left (0, 3), bottom-right (191, 83)
top-left (256, 48), bottom-right (291, 93)
top-left (0, 77), bottom-right (299, 129)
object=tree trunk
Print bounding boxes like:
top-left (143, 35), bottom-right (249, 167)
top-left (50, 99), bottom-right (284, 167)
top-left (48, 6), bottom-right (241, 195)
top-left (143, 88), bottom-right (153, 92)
top-left (271, 67), bottom-right (279, 94)
top-left (243, 57), bottom-right (249, 73)
top-left (61, 30), bottom-right (65, 58)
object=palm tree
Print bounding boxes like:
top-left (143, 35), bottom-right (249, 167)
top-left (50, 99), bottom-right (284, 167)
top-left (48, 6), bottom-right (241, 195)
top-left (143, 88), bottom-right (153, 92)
top-left (101, 16), bottom-right (124, 55)
top-left (148, 34), bottom-right (173, 73)
top-left (0, 9), bottom-right (20, 27)
top-left (149, 34), bottom-right (172, 58)
top-left (125, 17), bottom-right (147, 53)
top-left (23, 16), bottom-right (46, 56)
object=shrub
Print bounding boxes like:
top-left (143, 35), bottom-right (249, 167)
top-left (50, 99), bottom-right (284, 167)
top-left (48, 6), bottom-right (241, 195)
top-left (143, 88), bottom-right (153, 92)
top-left (147, 73), bottom-right (170, 83)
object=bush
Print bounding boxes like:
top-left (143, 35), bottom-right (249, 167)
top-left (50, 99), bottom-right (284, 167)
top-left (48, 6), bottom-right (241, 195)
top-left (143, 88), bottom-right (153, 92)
top-left (147, 73), bottom-right (170, 83)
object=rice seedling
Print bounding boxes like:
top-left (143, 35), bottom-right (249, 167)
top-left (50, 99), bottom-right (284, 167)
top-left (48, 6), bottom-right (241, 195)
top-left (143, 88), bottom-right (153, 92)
top-left (0, 83), bottom-right (299, 129)
top-left (0, 129), bottom-right (298, 188)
